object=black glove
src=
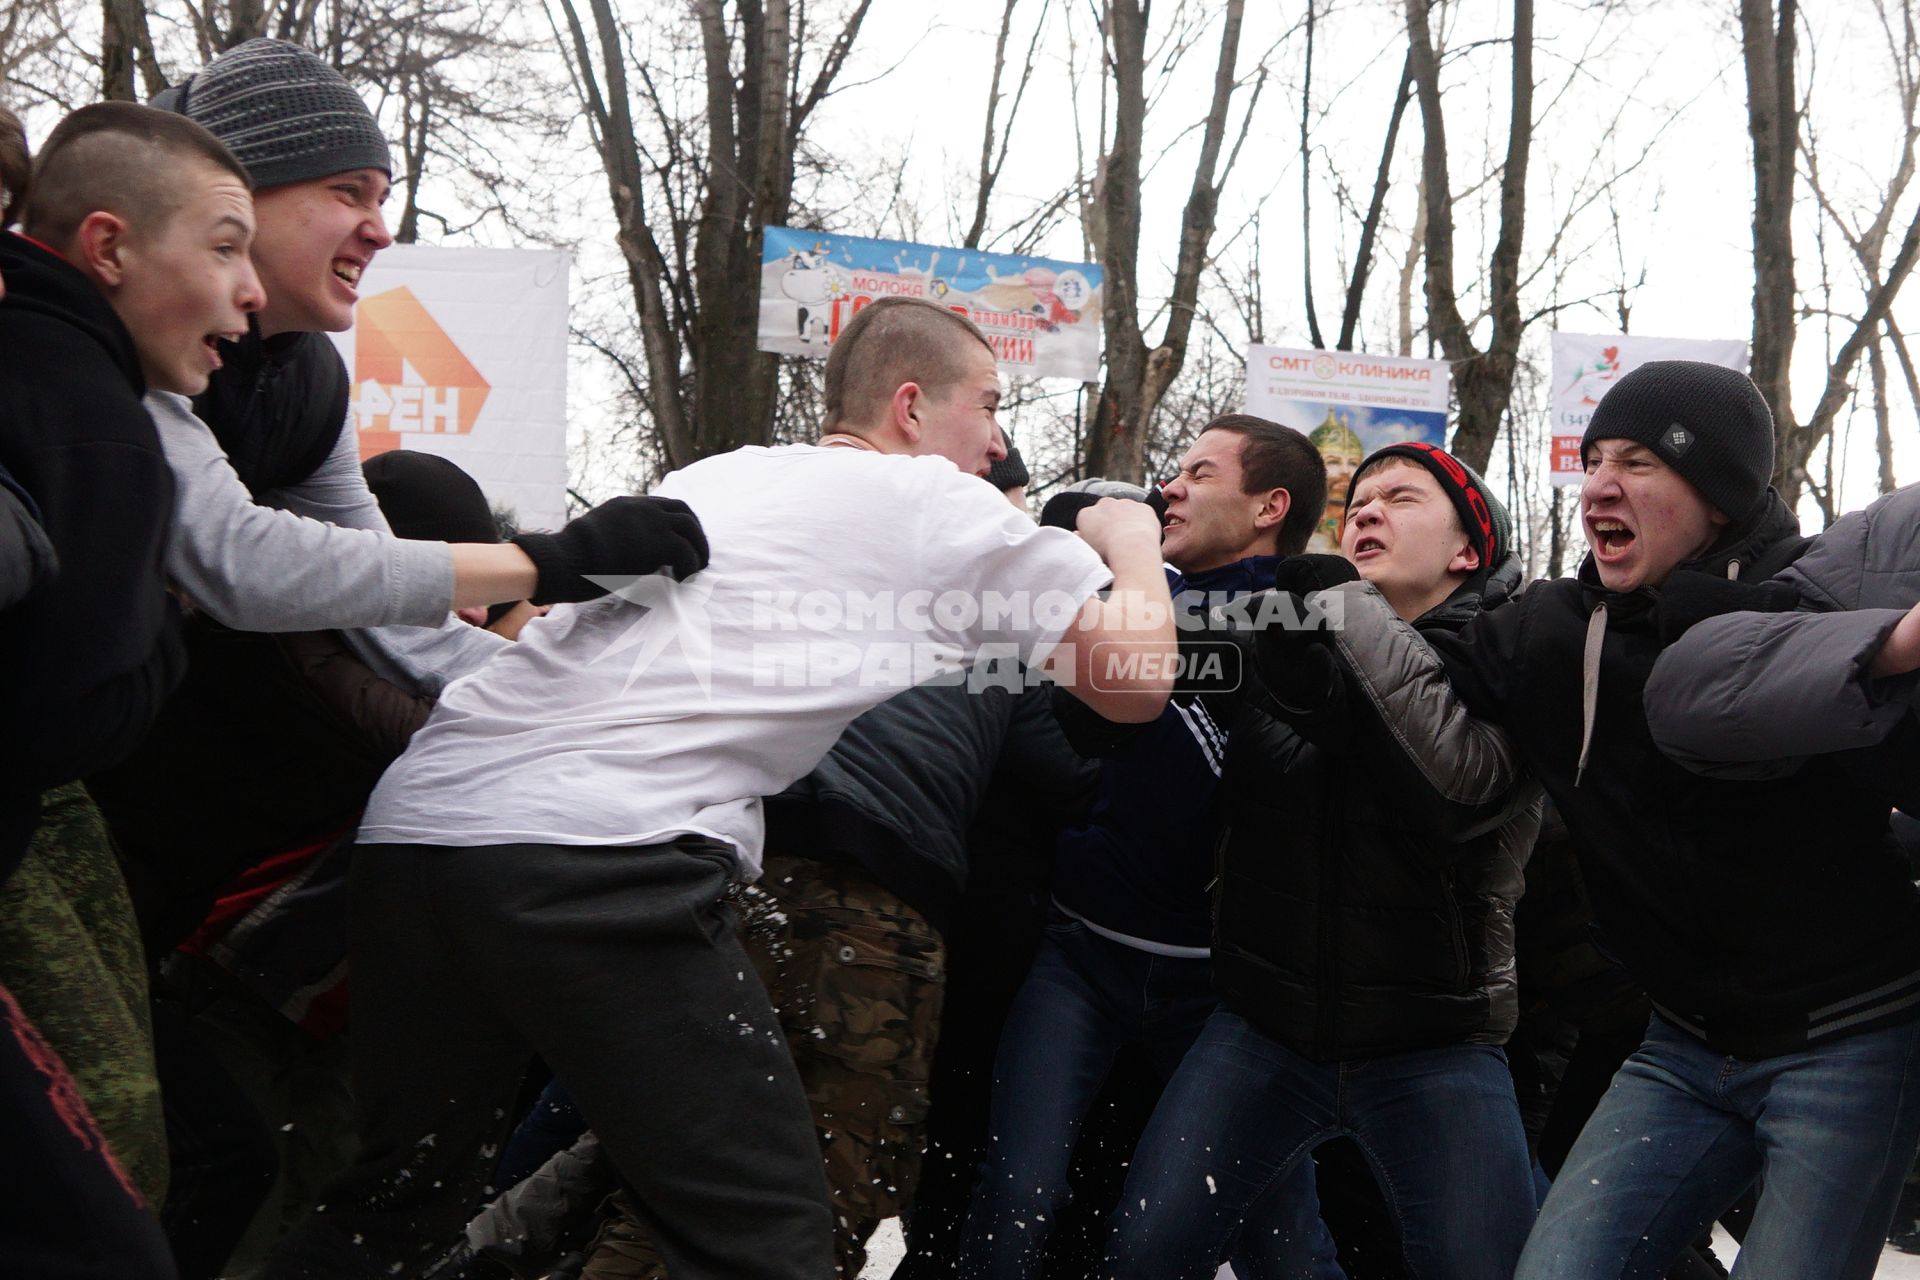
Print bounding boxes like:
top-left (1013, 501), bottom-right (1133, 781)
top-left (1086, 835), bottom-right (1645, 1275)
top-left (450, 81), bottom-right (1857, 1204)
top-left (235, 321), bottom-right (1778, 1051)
top-left (512, 495), bottom-right (710, 605)
top-left (1272, 553), bottom-right (1361, 597)
top-left (1039, 491), bottom-right (1100, 531)
top-left (1653, 569), bottom-right (1800, 646)
top-left (1250, 562), bottom-right (1354, 712)
top-left (1038, 486), bottom-right (1168, 532)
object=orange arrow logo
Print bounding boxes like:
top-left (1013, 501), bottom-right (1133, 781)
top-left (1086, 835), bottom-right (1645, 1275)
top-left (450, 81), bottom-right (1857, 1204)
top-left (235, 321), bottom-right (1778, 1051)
top-left (351, 286), bottom-right (492, 460)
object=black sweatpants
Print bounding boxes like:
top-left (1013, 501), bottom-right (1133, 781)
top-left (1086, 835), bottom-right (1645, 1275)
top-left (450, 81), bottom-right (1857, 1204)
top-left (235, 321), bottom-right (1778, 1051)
top-left (261, 837), bottom-right (833, 1280)
top-left (0, 979), bottom-right (176, 1280)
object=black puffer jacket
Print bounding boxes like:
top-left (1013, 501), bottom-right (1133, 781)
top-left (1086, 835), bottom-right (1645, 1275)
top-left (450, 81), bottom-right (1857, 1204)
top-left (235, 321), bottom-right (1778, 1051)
top-left (193, 317), bottom-right (351, 499)
top-left (1421, 494), bottom-right (1920, 1058)
top-left (1212, 555), bottom-right (1541, 1062)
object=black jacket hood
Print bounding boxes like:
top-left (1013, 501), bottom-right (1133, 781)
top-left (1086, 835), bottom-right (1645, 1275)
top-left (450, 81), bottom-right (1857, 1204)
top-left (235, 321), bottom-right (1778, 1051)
top-left (0, 233), bottom-right (143, 395)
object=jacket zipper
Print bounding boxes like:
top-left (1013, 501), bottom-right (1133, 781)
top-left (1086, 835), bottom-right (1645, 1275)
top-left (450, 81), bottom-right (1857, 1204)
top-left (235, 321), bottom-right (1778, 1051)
top-left (1443, 864), bottom-right (1469, 988)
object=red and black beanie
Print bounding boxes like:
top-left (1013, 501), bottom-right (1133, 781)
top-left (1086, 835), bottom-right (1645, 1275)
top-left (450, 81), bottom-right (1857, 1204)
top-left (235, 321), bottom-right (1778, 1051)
top-left (1345, 441), bottom-right (1509, 569)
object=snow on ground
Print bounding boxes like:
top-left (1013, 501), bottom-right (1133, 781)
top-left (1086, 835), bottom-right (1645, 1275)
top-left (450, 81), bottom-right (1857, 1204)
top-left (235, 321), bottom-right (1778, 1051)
top-left (859, 1218), bottom-right (1920, 1276)
top-left (1712, 1226), bottom-right (1920, 1278)
top-left (860, 1220), bottom-right (905, 1276)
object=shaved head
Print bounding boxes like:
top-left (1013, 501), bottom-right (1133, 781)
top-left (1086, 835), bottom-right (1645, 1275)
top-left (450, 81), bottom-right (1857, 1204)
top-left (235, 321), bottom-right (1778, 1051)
top-left (22, 102), bottom-right (250, 248)
top-left (0, 106), bottom-right (27, 228)
top-left (823, 297), bottom-right (996, 432)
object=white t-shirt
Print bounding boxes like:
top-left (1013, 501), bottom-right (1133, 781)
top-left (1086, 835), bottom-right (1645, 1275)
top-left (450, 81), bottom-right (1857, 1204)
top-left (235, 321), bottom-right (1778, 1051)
top-left (358, 445), bottom-right (1111, 871)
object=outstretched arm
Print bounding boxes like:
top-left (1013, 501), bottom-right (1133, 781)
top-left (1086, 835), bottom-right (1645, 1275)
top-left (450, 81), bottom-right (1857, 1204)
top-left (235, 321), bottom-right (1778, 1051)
top-left (1647, 492), bottom-right (1920, 774)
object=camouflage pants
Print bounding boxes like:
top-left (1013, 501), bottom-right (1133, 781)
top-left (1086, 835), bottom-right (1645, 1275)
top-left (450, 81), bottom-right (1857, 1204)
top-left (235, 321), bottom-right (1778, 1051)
top-left (585, 853), bottom-right (946, 1279)
top-left (0, 783), bottom-right (167, 1206)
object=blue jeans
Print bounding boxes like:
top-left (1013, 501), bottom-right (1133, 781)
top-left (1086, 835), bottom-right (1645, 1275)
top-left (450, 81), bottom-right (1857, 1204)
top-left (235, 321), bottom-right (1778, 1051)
top-left (1517, 1012), bottom-right (1920, 1280)
top-left (956, 915), bottom-right (1329, 1278)
top-left (1106, 1008), bottom-right (1536, 1280)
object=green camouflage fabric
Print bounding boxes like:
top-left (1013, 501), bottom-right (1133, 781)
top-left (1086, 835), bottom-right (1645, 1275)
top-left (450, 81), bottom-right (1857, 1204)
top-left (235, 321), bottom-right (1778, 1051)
top-left (584, 853), bottom-right (946, 1279)
top-left (0, 783), bottom-right (167, 1205)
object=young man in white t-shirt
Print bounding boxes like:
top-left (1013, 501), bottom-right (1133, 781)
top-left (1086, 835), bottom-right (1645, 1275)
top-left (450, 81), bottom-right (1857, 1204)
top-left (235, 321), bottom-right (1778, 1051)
top-left (262, 298), bottom-right (1176, 1280)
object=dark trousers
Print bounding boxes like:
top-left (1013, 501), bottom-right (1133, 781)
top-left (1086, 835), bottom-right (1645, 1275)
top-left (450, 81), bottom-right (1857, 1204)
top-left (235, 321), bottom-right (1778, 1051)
top-left (261, 838), bottom-right (832, 1280)
top-left (0, 979), bottom-right (175, 1280)
top-left (1108, 1009), bottom-right (1534, 1280)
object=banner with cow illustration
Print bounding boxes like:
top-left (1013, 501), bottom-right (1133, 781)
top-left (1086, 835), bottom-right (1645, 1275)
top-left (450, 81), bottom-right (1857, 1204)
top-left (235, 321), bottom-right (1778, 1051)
top-left (758, 227), bottom-right (1103, 381)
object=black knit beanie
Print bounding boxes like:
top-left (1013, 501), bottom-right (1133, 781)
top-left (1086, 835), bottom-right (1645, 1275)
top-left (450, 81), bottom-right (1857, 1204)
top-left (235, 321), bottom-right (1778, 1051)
top-left (1347, 441), bottom-right (1510, 570)
top-left (988, 444), bottom-right (1030, 493)
top-left (363, 451), bottom-right (498, 545)
top-left (1579, 361), bottom-right (1774, 524)
top-left (153, 38), bottom-right (391, 190)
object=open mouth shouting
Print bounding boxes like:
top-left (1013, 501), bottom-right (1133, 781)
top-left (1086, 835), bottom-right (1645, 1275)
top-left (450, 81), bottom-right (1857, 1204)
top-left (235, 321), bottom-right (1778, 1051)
top-left (332, 258), bottom-right (365, 288)
top-left (1350, 534), bottom-right (1387, 561)
top-left (1588, 517), bottom-right (1636, 562)
top-left (201, 327), bottom-right (247, 369)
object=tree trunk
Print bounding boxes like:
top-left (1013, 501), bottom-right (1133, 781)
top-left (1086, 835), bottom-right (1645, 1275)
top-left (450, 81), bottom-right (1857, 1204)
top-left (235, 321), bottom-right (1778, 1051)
top-left (1741, 0), bottom-right (1799, 486)
top-left (1086, 0), bottom-right (1148, 482)
top-left (1338, 50), bottom-right (1413, 352)
top-left (689, 0), bottom-right (786, 457)
top-left (561, 0), bottom-right (695, 468)
top-left (101, 0), bottom-right (162, 102)
top-left (1406, 0), bottom-right (1533, 472)
top-left (1087, 0), bottom-right (1246, 483)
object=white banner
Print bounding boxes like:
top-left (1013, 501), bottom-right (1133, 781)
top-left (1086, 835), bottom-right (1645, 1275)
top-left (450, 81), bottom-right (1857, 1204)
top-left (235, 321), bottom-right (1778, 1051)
top-left (326, 245), bottom-right (571, 532)
top-left (1549, 332), bottom-right (1748, 488)
top-left (1244, 346), bottom-right (1451, 550)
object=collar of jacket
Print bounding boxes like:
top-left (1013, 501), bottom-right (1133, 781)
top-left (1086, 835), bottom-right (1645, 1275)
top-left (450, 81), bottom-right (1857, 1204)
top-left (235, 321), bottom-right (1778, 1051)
top-left (1566, 489), bottom-right (1801, 785)
top-left (1171, 553), bottom-right (1281, 600)
top-left (1426, 550), bottom-right (1525, 627)
top-left (0, 231), bottom-right (145, 395)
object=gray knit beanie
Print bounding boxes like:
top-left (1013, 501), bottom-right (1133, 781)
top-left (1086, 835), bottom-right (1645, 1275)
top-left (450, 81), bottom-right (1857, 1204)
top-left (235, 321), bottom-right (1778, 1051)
top-left (1579, 361), bottom-right (1775, 524)
top-left (152, 38), bottom-right (391, 190)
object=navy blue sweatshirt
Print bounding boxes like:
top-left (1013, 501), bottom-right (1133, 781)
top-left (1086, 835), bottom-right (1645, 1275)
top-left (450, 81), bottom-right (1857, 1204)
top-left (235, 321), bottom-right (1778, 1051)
top-left (1049, 555), bottom-right (1278, 951)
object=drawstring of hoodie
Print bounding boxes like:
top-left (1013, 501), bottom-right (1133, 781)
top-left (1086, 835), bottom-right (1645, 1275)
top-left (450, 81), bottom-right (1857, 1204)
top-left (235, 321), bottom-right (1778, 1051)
top-left (1573, 555), bottom-right (1748, 787)
top-left (1576, 601), bottom-right (1607, 787)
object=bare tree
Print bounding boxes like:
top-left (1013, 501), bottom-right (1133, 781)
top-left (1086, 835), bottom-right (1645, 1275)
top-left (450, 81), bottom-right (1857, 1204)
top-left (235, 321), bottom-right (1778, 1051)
top-left (1745, 0), bottom-right (1920, 508)
top-left (963, 0), bottom-right (1048, 250)
top-left (1085, 0), bottom-right (1264, 485)
top-left (551, 0), bottom-right (873, 468)
top-left (1337, 49), bottom-right (1414, 353)
top-left (1405, 0), bottom-right (1533, 473)
top-left (101, 0), bottom-right (164, 101)
top-left (4, 0), bottom-right (95, 112)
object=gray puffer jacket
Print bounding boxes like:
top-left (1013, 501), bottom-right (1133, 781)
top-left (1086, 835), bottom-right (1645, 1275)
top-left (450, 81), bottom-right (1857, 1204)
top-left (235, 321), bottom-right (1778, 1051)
top-left (1647, 481), bottom-right (1920, 774)
top-left (1212, 554), bottom-right (1543, 1061)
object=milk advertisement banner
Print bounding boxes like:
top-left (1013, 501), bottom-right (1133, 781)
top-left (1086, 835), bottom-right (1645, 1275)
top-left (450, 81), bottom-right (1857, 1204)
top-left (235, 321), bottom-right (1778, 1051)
top-left (1244, 345), bottom-right (1451, 550)
top-left (326, 244), bottom-right (571, 531)
top-left (758, 227), bottom-right (1103, 381)
top-left (1549, 333), bottom-right (1748, 487)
